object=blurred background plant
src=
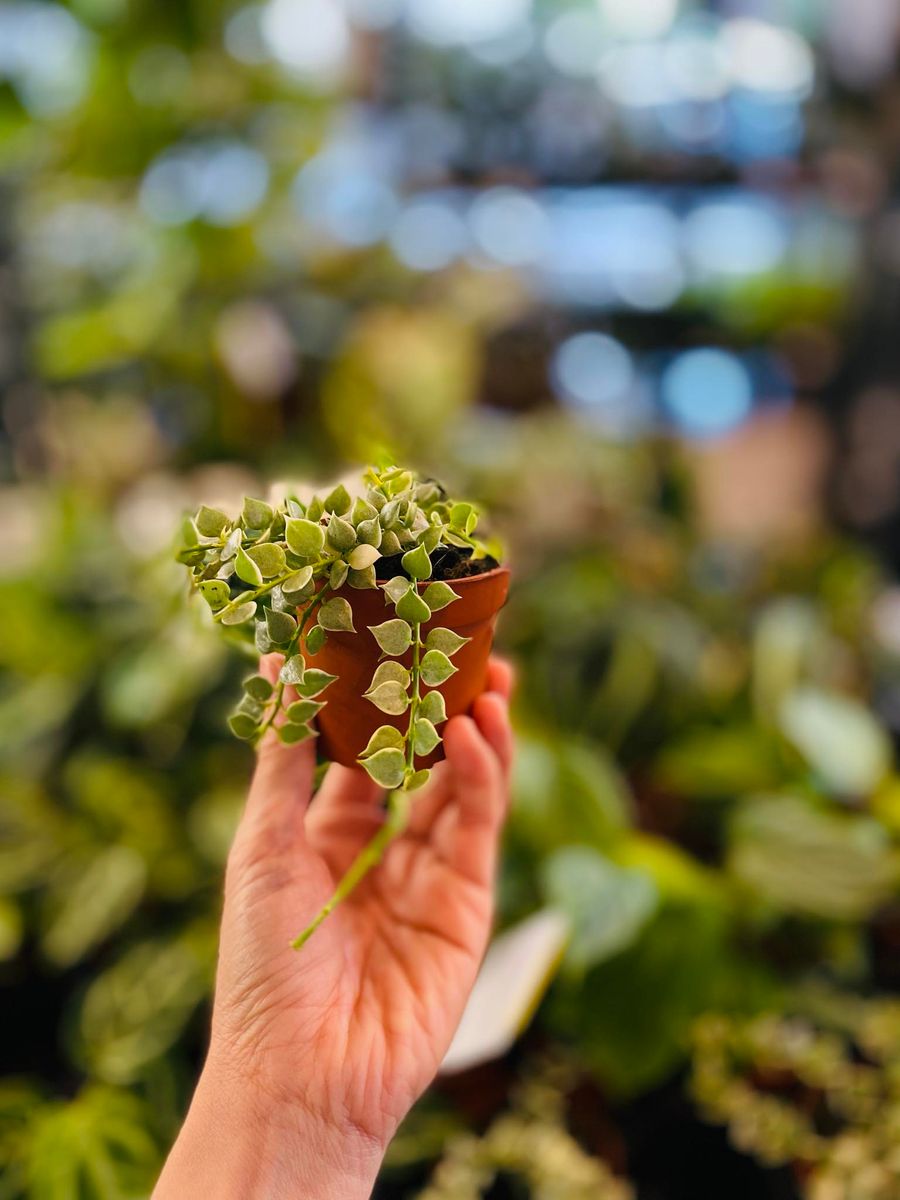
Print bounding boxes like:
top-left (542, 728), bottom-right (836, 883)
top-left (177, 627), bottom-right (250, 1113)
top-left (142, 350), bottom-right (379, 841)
top-left (4, 0), bottom-right (900, 1197)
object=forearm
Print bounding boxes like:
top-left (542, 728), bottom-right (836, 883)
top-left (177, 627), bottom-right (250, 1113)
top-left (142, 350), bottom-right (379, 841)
top-left (153, 1060), bottom-right (383, 1200)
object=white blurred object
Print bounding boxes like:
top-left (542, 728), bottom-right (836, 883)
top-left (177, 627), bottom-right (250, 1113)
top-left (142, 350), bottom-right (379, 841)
top-left (261, 0), bottom-right (350, 83)
top-left (441, 909), bottom-right (569, 1075)
top-left (599, 0), bottom-right (677, 41)
top-left (214, 301), bottom-right (297, 400)
top-left (719, 18), bottom-right (814, 97)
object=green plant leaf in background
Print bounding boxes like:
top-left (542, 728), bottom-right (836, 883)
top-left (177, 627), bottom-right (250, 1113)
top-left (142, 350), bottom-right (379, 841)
top-left (728, 794), bottom-right (900, 920)
top-left (541, 846), bottom-right (657, 973)
top-left (779, 687), bottom-right (892, 798)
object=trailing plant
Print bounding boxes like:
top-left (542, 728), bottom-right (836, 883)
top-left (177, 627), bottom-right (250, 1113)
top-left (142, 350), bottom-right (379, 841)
top-left (177, 462), bottom-right (502, 945)
top-left (418, 1056), bottom-right (633, 1200)
top-left (690, 998), bottom-right (900, 1199)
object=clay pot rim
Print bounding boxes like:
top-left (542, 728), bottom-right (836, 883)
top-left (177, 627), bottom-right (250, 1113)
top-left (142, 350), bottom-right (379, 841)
top-left (374, 563), bottom-right (510, 588)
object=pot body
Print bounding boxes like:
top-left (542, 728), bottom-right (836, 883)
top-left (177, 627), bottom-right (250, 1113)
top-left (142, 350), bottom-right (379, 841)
top-left (301, 566), bottom-right (510, 768)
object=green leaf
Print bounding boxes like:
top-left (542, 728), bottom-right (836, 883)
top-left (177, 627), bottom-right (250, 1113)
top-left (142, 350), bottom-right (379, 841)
top-left (403, 769), bottom-right (431, 792)
top-left (401, 544), bottom-right (432, 580)
top-left (425, 627), bottom-right (469, 657)
top-left (298, 669), bottom-right (338, 697)
top-left (246, 542), bottom-right (286, 579)
top-left (360, 725), bottom-right (405, 757)
top-left (285, 518), bottom-right (325, 558)
top-left (330, 559), bottom-right (349, 590)
top-left (238, 694), bottom-right (265, 720)
top-left (281, 566), bottom-right (314, 599)
top-left (419, 690), bottom-right (447, 725)
top-left (421, 524), bottom-right (442, 553)
top-left (370, 619), bottom-right (413, 656)
top-left (779, 687), bottom-right (891, 797)
top-left (221, 601), bottom-right (257, 625)
top-left (234, 546), bottom-right (263, 586)
top-left (196, 505), bottom-right (230, 537)
top-left (286, 699), bottom-right (324, 723)
top-left (306, 625), bottom-right (327, 655)
top-left (278, 722), bottom-right (317, 745)
top-left (180, 516), bottom-right (200, 547)
top-left (229, 712), bottom-right (259, 740)
top-left (348, 544), bottom-right (381, 570)
top-left (397, 589), bottom-right (431, 625)
top-left (450, 501), bottom-right (478, 536)
top-left (279, 655), bottom-right (306, 685)
top-left (266, 608), bottom-right (296, 644)
top-left (357, 518), bottom-right (382, 547)
top-left (369, 660), bottom-right (411, 690)
top-left (382, 576), bottom-right (410, 605)
top-left (306, 495), bottom-right (325, 522)
top-left (541, 847), bottom-right (658, 973)
top-left (420, 649), bottom-right (456, 687)
top-left (348, 566), bottom-right (377, 589)
top-left (414, 718), bottom-right (440, 757)
top-left (221, 527), bottom-right (242, 560)
top-left (381, 498), bottom-right (402, 528)
top-left (199, 579), bottom-right (230, 610)
top-left (352, 497), bottom-right (378, 524)
top-left (326, 512), bottom-right (356, 553)
top-left (323, 482), bottom-right (352, 515)
top-left (728, 794), bottom-right (899, 920)
top-left (243, 674), bottom-right (274, 701)
top-left (241, 496), bottom-right (274, 529)
top-left (318, 596), bottom-right (355, 631)
top-left (361, 748), bottom-right (406, 789)
top-left (365, 681), bottom-right (410, 715)
top-left (380, 530), bottom-right (402, 555)
top-left (423, 581), bottom-right (460, 612)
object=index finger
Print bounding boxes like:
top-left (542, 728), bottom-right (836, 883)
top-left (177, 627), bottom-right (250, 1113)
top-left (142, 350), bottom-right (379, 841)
top-left (486, 655), bottom-right (515, 701)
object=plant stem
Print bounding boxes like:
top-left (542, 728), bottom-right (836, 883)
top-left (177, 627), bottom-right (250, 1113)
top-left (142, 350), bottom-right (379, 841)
top-left (405, 621), bottom-right (423, 772)
top-left (212, 571), bottom-right (296, 623)
top-left (291, 788), bottom-right (411, 949)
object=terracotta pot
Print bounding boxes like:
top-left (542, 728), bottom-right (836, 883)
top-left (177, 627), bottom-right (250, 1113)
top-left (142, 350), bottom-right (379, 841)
top-left (300, 566), bottom-right (510, 768)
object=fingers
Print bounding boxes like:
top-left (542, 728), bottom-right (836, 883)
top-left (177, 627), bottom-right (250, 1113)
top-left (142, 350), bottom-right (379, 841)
top-left (406, 672), bottom-right (514, 841)
top-left (304, 764), bottom-right (385, 875)
top-left (472, 691), bottom-right (514, 782)
top-left (438, 714), bottom-right (508, 885)
top-left (486, 656), bottom-right (515, 701)
top-left (234, 654), bottom-right (317, 855)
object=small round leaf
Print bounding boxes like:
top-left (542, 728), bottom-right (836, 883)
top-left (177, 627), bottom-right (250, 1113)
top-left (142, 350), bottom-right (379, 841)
top-left (360, 748), bottom-right (406, 789)
top-left (420, 650), bottom-right (456, 687)
top-left (397, 589), bottom-right (431, 625)
top-left (401, 544), bottom-right (432, 581)
top-left (221, 601), bottom-right (257, 625)
top-left (360, 726), bottom-right (405, 757)
top-left (365, 681), bottom-right (410, 715)
top-left (370, 619), bottom-right (413, 656)
top-left (425, 627), bottom-right (470, 657)
top-left (286, 518), bottom-right (325, 558)
top-left (234, 546), bottom-right (263, 586)
top-left (423, 581), bottom-right (460, 613)
top-left (318, 597), bottom-right (355, 632)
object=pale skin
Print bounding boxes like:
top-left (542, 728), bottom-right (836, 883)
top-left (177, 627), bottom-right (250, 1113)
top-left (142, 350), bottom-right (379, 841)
top-left (154, 654), bottom-right (514, 1200)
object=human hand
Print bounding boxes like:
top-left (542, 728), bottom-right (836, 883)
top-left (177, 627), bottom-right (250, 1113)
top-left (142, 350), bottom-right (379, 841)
top-left (154, 655), bottom-right (513, 1199)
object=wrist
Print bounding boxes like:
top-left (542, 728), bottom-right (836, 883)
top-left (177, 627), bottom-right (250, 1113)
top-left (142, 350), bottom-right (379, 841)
top-left (154, 1056), bottom-right (384, 1199)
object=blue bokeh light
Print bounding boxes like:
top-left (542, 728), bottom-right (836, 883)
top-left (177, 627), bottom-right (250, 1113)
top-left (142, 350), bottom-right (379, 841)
top-left (661, 348), bottom-right (754, 437)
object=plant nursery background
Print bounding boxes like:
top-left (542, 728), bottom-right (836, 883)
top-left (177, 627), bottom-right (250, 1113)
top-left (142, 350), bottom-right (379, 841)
top-left (4, 1), bottom-right (900, 1197)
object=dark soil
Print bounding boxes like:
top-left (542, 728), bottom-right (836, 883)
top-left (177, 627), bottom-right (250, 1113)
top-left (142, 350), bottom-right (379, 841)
top-left (379, 545), bottom-right (500, 583)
